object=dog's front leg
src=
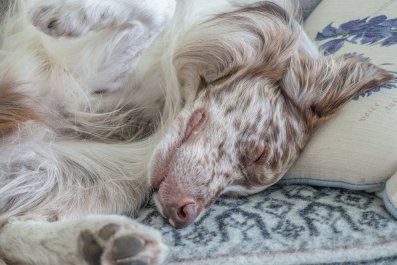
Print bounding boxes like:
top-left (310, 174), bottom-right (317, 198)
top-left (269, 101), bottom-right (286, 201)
top-left (0, 215), bottom-right (167, 265)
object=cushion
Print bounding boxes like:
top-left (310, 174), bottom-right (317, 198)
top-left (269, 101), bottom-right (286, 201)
top-left (299, 0), bottom-right (322, 20)
top-left (138, 185), bottom-right (397, 265)
top-left (283, 0), bottom-right (397, 217)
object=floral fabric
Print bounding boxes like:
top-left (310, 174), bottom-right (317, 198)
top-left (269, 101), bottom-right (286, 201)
top-left (285, 0), bottom-right (397, 209)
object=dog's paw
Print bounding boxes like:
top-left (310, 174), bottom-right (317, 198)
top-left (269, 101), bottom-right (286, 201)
top-left (0, 216), bottom-right (167, 265)
top-left (31, 5), bottom-right (87, 37)
top-left (30, 3), bottom-right (120, 38)
top-left (30, 0), bottom-right (176, 39)
top-left (78, 219), bottom-right (168, 265)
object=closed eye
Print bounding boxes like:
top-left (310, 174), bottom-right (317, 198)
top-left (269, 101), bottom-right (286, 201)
top-left (246, 144), bottom-right (268, 167)
top-left (253, 148), bottom-right (265, 164)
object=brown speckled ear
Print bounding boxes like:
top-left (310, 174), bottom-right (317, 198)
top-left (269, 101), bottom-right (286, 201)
top-left (174, 1), bottom-right (299, 101)
top-left (281, 54), bottom-right (394, 130)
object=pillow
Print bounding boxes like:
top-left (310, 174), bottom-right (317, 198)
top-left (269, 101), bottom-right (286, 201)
top-left (299, 0), bottom-right (322, 20)
top-left (283, 0), bottom-right (397, 217)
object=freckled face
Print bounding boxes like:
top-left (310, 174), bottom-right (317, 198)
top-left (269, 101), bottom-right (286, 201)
top-left (149, 78), bottom-right (305, 228)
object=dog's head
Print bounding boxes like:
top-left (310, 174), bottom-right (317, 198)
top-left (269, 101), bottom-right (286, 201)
top-left (149, 2), bottom-right (393, 228)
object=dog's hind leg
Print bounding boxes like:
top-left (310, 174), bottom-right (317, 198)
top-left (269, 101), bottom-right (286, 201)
top-left (28, 0), bottom-right (176, 93)
top-left (30, 0), bottom-right (176, 39)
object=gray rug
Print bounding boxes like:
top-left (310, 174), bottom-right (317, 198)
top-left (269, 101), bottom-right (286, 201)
top-left (137, 185), bottom-right (397, 265)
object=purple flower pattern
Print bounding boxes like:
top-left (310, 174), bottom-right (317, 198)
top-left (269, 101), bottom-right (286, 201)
top-left (353, 77), bottom-right (397, 100)
top-left (316, 16), bottom-right (397, 100)
top-left (316, 15), bottom-right (397, 54)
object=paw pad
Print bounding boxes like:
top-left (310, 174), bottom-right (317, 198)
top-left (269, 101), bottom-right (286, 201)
top-left (80, 230), bottom-right (103, 265)
top-left (78, 221), bottom-right (163, 265)
top-left (47, 19), bottom-right (58, 30)
top-left (112, 236), bottom-right (146, 260)
top-left (99, 223), bottom-right (120, 240)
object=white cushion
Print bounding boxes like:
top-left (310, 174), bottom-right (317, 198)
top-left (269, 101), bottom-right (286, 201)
top-left (284, 0), bottom-right (397, 193)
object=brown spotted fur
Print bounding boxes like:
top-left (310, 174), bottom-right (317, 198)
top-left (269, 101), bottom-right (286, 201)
top-left (151, 2), bottom-right (394, 227)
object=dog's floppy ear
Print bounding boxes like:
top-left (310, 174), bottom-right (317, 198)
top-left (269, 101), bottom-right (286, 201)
top-left (174, 2), bottom-right (298, 100)
top-left (281, 54), bottom-right (394, 130)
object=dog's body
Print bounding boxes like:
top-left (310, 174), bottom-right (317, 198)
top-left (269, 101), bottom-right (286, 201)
top-left (0, 0), bottom-right (393, 264)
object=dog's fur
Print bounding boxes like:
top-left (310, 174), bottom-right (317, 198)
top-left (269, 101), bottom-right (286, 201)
top-left (0, 0), bottom-right (393, 264)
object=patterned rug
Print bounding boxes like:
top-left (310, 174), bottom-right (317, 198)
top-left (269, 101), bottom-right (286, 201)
top-left (137, 185), bottom-right (397, 265)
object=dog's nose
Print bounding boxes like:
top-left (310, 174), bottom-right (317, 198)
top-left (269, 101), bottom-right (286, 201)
top-left (168, 200), bottom-right (201, 228)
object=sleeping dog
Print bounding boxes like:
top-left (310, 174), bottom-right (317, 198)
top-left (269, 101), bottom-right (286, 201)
top-left (0, 0), bottom-right (392, 264)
